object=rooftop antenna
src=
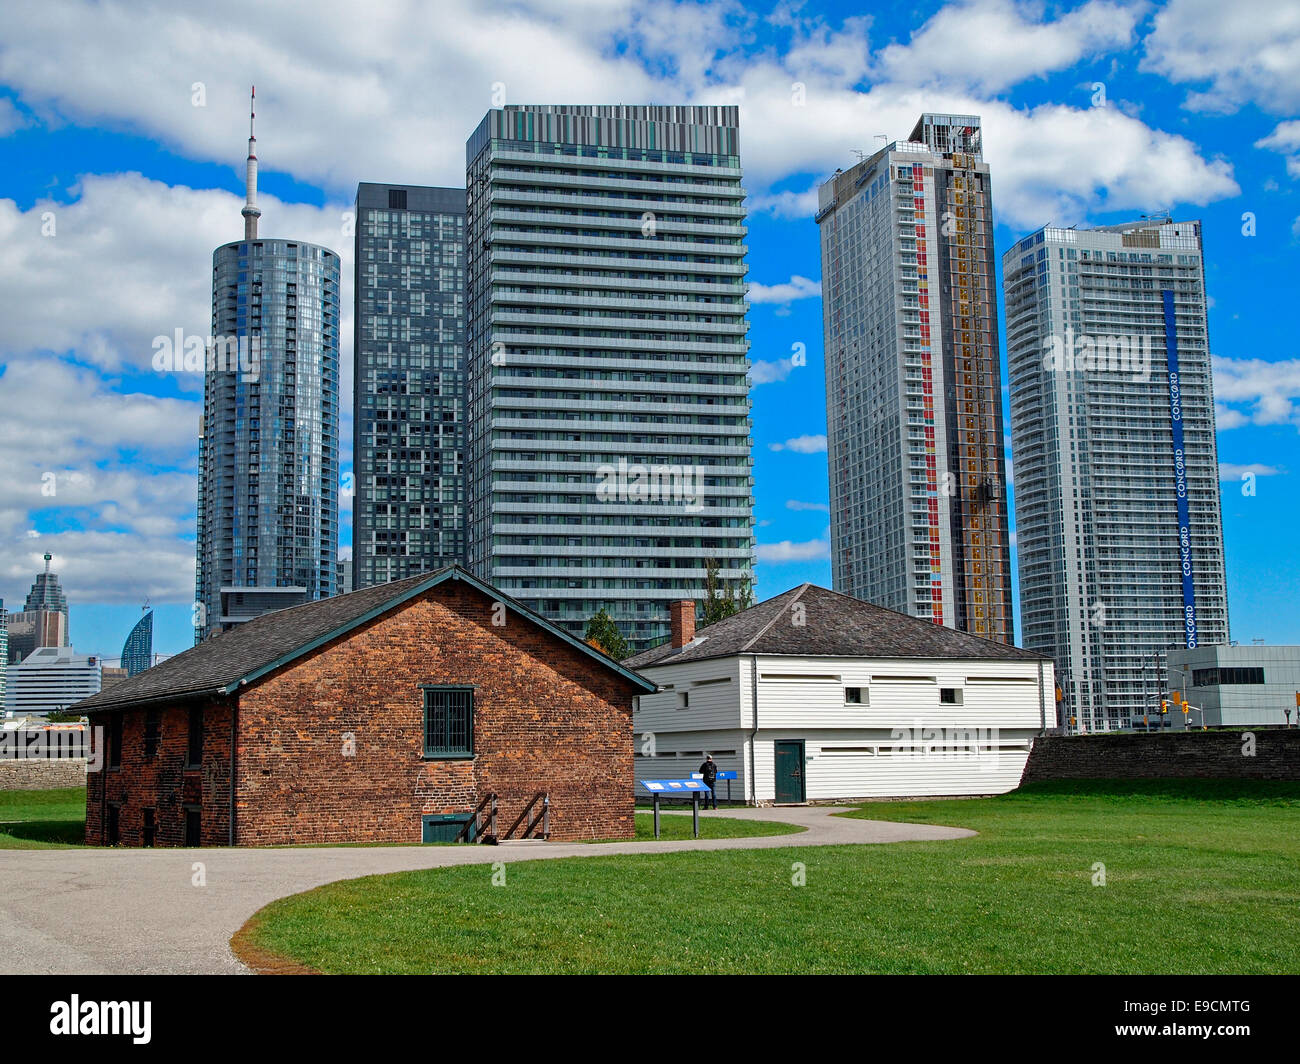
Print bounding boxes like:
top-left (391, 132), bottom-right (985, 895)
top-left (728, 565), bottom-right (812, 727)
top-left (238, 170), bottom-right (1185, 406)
top-left (241, 85), bottom-right (261, 241)
top-left (851, 149), bottom-right (866, 163)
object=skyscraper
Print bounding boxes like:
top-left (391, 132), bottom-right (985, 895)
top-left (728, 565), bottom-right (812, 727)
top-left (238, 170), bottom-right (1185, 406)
top-left (7, 553), bottom-right (71, 662)
top-left (195, 89), bottom-right (340, 640)
top-left (817, 114), bottom-right (1013, 641)
top-left (1003, 218), bottom-right (1229, 730)
top-left (120, 607), bottom-right (153, 677)
top-left (23, 552), bottom-right (69, 619)
top-left (464, 104), bottom-right (755, 652)
top-left (352, 183), bottom-right (466, 589)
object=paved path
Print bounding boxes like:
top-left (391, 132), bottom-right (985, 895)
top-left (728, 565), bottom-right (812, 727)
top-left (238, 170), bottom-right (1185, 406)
top-left (0, 806), bottom-right (973, 974)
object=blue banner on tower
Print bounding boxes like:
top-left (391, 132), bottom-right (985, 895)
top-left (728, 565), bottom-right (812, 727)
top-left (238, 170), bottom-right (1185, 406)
top-left (1162, 289), bottom-right (1198, 649)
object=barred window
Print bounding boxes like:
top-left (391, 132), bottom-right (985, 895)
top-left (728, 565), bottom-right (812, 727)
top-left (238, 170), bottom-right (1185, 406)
top-left (423, 687), bottom-right (473, 757)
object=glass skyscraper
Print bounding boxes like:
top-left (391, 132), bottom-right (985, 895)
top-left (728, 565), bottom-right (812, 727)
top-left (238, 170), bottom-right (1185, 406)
top-left (120, 608), bottom-right (153, 677)
top-left (1003, 218), bottom-right (1229, 729)
top-left (195, 97), bottom-right (340, 639)
top-left (816, 115), bottom-right (1014, 642)
top-left (352, 183), bottom-right (466, 589)
top-left (465, 104), bottom-right (756, 652)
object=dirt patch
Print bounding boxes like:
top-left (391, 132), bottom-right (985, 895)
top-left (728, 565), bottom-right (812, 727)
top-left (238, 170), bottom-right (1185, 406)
top-left (229, 915), bottom-right (322, 976)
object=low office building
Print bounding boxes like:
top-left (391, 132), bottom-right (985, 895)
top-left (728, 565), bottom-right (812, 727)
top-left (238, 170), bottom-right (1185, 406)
top-left (625, 585), bottom-right (1054, 802)
top-left (4, 647), bottom-right (102, 718)
top-left (1167, 645), bottom-right (1300, 728)
top-left (77, 566), bottom-right (654, 847)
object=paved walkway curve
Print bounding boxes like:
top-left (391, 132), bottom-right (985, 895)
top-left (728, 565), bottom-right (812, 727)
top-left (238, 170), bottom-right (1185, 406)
top-left (0, 806), bottom-right (974, 974)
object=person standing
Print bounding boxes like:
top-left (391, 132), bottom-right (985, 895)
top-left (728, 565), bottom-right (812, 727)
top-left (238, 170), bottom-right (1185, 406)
top-left (699, 754), bottom-right (718, 809)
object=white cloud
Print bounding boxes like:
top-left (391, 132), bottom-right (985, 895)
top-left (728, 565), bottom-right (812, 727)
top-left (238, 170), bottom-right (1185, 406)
top-left (748, 185), bottom-right (820, 219)
top-left (0, 173), bottom-right (353, 374)
top-left (1215, 404), bottom-right (1248, 430)
top-left (750, 357), bottom-right (797, 385)
top-left (0, 1), bottom-right (1241, 232)
top-left (748, 275), bottom-right (822, 304)
top-left (2, 531), bottom-right (196, 611)
top-left (769, 434), bottom-right (827, 453)
top-left (1218, 463), bottom-right (1284, 481)
top-left (0, 359), bottom-right (200, 605)
top-left (1142, 0), bottom-right (1300, 114)
top-left (1255, 121), bottom-right (1300, 179)
top-left (756, 537), bottom-right (831, 562)
top-left (786, 499), bottom-right (829, 512)
top-left (1213, 356), bottom-right (1300, 430)
top-left (978, 100), bottom-right (1238, 228)
top-left (0, 97), bottom-right (25, 136)
top-left (875, 0), bottom-right (1143, 95)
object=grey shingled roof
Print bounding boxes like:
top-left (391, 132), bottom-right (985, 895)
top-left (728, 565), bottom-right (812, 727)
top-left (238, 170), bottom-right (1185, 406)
top-left (75, 566), bottom-right (654, 713)
top-left (624, 583), bottom-right (1048, 669)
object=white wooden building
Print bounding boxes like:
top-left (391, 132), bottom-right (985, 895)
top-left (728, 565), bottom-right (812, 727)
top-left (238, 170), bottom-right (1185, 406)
top-left (624, 585), bottom-right (1055, 803)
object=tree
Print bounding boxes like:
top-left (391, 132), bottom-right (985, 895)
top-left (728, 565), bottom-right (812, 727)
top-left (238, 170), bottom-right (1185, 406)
top-left (584, 608), bottom-right (629, 661)
top-left (701, 559), bottom-right (754, 628)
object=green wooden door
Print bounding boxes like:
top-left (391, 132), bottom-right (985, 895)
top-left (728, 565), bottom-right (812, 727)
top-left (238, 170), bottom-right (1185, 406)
top-left (774, 741), bottom-right (805, 804)
top-left (423, 813), bottom-right (474, 843)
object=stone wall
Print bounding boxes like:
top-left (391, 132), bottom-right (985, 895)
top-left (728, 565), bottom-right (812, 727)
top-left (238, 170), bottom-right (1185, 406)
top-left (1021, 729), bottom-right (1300, 783)
top-left (0, 758), bottom-right (88, 790)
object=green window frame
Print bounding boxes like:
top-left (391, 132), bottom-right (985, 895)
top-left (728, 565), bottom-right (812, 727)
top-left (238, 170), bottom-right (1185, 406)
top-left (422, 687), bottom-right (474, 758)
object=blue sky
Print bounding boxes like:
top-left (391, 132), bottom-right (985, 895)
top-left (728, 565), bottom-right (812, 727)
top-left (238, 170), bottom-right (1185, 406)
top-left (0, 0), bottom-right (1297, 662)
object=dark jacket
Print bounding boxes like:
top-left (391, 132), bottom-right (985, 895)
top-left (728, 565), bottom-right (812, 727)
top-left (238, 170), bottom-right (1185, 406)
top-left (699, 760), bottom-right (718, 785)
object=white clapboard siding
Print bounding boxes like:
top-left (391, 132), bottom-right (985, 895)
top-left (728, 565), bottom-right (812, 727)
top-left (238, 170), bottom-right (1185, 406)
top-left (752, 655), bottom-right (1052, 731)
top-left (633, 656), bottom-right (744, 735)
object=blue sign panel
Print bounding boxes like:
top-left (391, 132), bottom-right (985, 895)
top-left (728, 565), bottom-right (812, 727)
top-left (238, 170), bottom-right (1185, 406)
top-left (640, 778), bottom-right (709, 791)
top-left (1162, 288), bottom-right (1198, 649)
top-left (715, 770), bottom-right (738, 780)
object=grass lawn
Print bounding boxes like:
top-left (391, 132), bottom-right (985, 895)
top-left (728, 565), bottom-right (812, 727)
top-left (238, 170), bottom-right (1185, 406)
top-left (590, 811), bottom-right (804, 842)
top-left (238, 779), bottom-right (1300, 974)
top-left (0, 787), bottom-right (86, 848)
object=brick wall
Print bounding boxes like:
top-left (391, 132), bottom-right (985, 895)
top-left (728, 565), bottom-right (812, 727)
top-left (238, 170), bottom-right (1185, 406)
top-left (232, 581), bottom-right (639, 845)
top-left (0, 758), bottom-right (87, 790)
top-left (1021, 729), bottom-right (1300, 784)
top-left (85, 700), bottom-right (234, 846)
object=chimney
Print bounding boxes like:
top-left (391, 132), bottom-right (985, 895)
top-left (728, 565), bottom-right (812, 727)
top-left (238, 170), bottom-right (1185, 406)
top-left (669, 600), bottom-right (696, 649)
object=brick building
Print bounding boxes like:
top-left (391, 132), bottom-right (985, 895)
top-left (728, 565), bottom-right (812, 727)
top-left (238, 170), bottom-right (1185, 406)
top-left (77, 567), bottom-right (654, 846)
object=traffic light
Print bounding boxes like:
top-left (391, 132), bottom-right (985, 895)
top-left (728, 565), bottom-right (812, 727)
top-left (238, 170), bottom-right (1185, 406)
top-left (1161, 699), bottom-right (1168, 714)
